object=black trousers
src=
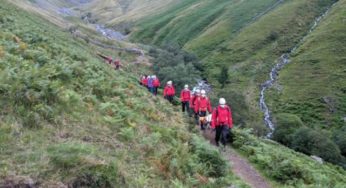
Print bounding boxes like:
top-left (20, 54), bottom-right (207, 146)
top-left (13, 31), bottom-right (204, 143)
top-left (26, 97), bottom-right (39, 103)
top-left (166, 95), bottom-right (174, 103)
top-left (199, 111), bottom-right (207, 130)
top-left (181, 101), bottom-right (190, 112)
top-left (215, 125), bottom-right (230, 146)
top-left (153, 87), bottom-right (158, 95)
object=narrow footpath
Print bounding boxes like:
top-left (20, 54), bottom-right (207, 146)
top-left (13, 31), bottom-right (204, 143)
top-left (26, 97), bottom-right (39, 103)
top-left (201, 130), bottom-right (271, 188)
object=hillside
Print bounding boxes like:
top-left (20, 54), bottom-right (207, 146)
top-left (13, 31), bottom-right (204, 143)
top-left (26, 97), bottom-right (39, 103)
top-left (132, 0), bottom-right (338, 124)
top-left (11, 0), bottom-right (176, 28)
top-left (0, 1), bottom-right (246, 187)
top-left (2, 0), bottom-right (346, 187)
top-left (131, 0), bottom-right (346, 165)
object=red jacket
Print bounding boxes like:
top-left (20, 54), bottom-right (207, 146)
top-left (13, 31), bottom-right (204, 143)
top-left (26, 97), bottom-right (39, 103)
top-left (211, 105), bottom-right (233, 129)
top-left (153, 78), bottom-right (160, 87)
top-left (180, 89), bottom-right (191, 102)
top-left (194, 97), bottom-right (211, 113)
top-left (140, 77), bottom-right (146, 85)
top-left (106, 56), bottom-right (112, 64)
top-left (164, 85), bottom-right (175, 96)
top-left (190, 95), bottom-right (196, 108)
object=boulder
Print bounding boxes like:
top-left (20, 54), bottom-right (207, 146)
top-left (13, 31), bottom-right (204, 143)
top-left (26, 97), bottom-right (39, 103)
top-left (311, 155), bottom-right (324, 164)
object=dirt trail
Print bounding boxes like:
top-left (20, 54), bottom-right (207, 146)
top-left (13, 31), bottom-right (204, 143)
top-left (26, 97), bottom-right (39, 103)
top-left (201, 130), bottom-right (271, 188)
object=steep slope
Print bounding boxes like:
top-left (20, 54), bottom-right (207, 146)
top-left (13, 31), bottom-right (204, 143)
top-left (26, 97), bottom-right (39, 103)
top-left (11, 0), bottom-right (176, 26)
top-left (132, 0), bottom-right (283, 56)
top-left (83, 0), bottom-right (177, 24)
top-left (1, 1), bottom-right (346, 187)
top-left (271, 0), bottom-right (346, 127)
top-left (132, 0), bottom-right (338, 125)
top-left (267, 0), bottom-right (346, 162)
top-left (232, 129), bottom-right (346, 188)
top-left (131, 0), bottom-right (346, 165)
top-left (0, 2), bottom-right (246, 187)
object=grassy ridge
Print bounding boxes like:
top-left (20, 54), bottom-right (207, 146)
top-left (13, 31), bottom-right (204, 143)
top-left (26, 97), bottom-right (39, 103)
top-left (0, 1), bottom-right (247, 187)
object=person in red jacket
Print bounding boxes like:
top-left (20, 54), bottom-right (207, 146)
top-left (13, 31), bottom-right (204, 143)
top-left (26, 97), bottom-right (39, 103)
top-left (211, 98), bottom-right (233, 148)
top-left (140, 75), bottom-right (145, 86)
top-left (152, 75), bottom-right (160, 96)
top-left (143, 75), bottom-right (148, 89)
top-left (180, 85), bottom-right (191, 113)
top-left (113, 59), bottom-right (121, 70)
top-left (190, 89), bottom-right (200, 120)
top-left (194, 90), bottom-right (211, 130)
top-left (163, 81), bottom-right (175, 103)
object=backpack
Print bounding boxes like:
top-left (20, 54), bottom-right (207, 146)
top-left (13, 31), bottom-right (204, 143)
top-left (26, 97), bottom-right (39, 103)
top-left (215, 105), bottom-right (230, 117)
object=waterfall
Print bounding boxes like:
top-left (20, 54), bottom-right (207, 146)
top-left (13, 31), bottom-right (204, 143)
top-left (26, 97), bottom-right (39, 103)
top-left (259, 3), bottom-right (337, 138)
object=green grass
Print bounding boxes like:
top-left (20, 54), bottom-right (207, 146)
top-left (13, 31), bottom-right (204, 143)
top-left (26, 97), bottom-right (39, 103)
top-left (131, 0), bottom-right (346, 166)
top-left (271, 0), bottom-right (346, 127)
top-left (132, 0), bottom-right (338, 127)
top-left (0, 1), bottom-right (247, 187)
top-left (233, 128), bottom-right (346, 187)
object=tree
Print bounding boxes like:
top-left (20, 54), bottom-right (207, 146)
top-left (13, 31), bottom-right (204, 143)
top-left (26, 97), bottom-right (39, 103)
top-left (218, 66), bottom-right (229, 88)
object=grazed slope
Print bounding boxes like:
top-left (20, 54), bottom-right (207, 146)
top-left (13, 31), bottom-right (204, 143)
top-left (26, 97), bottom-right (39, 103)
top-left (131, 0), bottom-right (340, 128)
top-left (131, 0), bottom-right (346, 165)
top-left (271, 0), bottom-right (346, 127)
top-left (13, 0), bottom-right (176, 25)
top-left (0, 1), bottom-right (247, 187)
top-left (132, 0), bottom-right (283, 58)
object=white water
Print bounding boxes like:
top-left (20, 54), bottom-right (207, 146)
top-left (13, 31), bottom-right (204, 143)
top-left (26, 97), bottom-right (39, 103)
top-left (95, 25), bottom-right (127, 41)
top-left (259, 4), bottom-right (336, 138)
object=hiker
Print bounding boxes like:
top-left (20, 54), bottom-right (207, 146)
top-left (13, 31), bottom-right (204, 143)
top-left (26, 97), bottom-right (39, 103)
top-left (147, 75), bottom-right (154, 93)
top-left (152, 75), bottom-right (160, 96)
top-left (143, 75), bottom-right (148, 88)
top-left (194, 90), bottom-right (211, 130)
top-left (140, 75), bottom-right (145, 85)
top-left (163, 81), bottom-right (175, 103)
top-left (113, 59), bottom-right (121, 70)
top-left (180, 85), bottom-right (191, 114)
top-left (211, 98), bottom-right (233, 148)
top-left (191, 89), bottom-right (201, 120)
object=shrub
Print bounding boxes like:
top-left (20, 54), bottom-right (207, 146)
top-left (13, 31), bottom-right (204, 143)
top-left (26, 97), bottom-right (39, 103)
top-left (71, 163), bottom-right (120, 188)
top-left (149, 45), bottom-right (201, 92)
top-left (118, 127), bottom-right (135, 142)
top-left (190, 135), bottom-right (228, 177)
top-left (292, 127), bottom-right (343, 164)
top-left (48, 143), bottom-right (96, 169)
top-left (217, 66), bottom-right (229, 88)
top-left (333, 126), bottom-right (346, 156)
top-left (272, 113), bottom-right (304, 146)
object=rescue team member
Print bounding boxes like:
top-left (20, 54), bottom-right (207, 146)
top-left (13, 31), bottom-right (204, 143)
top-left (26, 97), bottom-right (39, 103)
top-left (163, 81), bottom-right (175, 103)
top-left (194, 90), bottom-right (211, 130)
top-left (211, 98), bottom-right (233, 148)
top-left (180, 85), bottom-right (191, 114)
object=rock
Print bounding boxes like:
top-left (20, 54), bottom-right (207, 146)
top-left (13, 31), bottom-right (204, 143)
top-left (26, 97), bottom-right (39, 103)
top-left (41, 181), bottom-right (67, 188)
top-left (321, 96), bottom-right (336, 113)
top-left (311, 155), bottom-right (324, 164)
